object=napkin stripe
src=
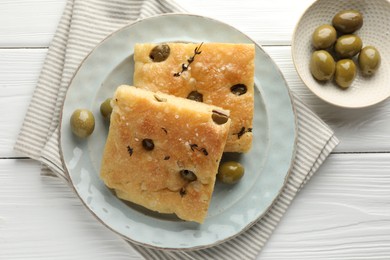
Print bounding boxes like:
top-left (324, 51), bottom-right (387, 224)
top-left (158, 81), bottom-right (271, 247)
top-left (43, 1), bottom-right (74, 139)
top-left (14, 0), bottom-right (339, 259)
top-left (14, 0), bottom-right (74, 159)
top-left (301, 137), bottom-right (338, 189)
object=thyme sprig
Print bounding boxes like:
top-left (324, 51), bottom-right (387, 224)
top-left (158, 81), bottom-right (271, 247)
top-left (173, 42), bottom-right (203, 77)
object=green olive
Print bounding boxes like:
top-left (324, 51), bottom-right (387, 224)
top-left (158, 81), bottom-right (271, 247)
top-left (100, 98), bottom-right (113, 119)
top-left (142, 139), bottom-right (155, 151)
top-left (217, 161), bottom-right (245, 184)
top-left (358, 46), bottom-right (381, 76)
top-left (334, 59), bottom-right (356, 89)
top-left (187, 91), bottom-right (203, 102)
top-left (231, 84), bottom-right (247, 96)
top-left (334, 34), bottom-right (362, 58)
top-left (149, 44), bottom-right (170, 62)
top-left (332, 10), bottom-right (363, 34)
top-left (180, 170), bottom-right (197, 182)
top-left (310, 50), bottom-right (336, 81)
top-left (70, 109), bottom-right (95, 138)
top-left (312, 24), bottom-right (337, 49)
top-left (212, 110), bottom-right (229, 125)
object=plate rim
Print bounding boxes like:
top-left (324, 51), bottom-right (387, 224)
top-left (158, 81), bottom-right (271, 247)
top-left (58, 13), bottom-right (298, 250)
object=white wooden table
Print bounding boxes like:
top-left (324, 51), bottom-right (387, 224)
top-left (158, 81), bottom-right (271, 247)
top-left (1, 0), bottom-right (390, 259)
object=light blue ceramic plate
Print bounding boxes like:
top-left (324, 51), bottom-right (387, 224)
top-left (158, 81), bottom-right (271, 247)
top-left (60, 14), bottom-right (297, 250)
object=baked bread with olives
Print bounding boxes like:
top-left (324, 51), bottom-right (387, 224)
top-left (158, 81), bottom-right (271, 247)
top-left (133, 42), bottom-right (255, 153)
top-left (100, 85), bottom-right (231, 223)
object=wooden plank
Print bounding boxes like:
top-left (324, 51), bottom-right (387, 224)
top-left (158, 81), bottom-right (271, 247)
top-left (260, 153), bottom-right (390, 259)
top-left (1, 155), bottom-right (389, 259)
top-left (0, 159), bottom-right (142, 259)
top-left (0, 0), bottom-right (316, 47)
top-left (0, 0), bottom-right (66, 47)
top-left (0, 49), bottom-right (46, 158)
top-left (177, 0), bottom-right (316, 45)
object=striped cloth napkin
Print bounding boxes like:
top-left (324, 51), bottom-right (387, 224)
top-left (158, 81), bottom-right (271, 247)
top-left (14, 0), bottom-right (339, 259)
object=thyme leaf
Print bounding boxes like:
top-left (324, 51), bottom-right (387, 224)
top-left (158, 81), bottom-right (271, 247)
top-left (189, 143), bottom-right (208, 156)
top-left (179, 187), bottom-right (187, 197)
top-left (127, 145), bottom-right (133, 156)
top-left (234, 127), bottom-right (253, 139)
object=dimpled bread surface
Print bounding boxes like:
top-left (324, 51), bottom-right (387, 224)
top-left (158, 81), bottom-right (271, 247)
top-left (133, 42), bottom-right (255, 153)
top-left (100, 85), bottom-right (231, 223)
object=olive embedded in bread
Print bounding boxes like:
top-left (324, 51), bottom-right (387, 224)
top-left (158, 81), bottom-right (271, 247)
top-left (187, 91), bottom-right (203, 102)
top-left (211, 110), bottom-right (229, 125)
top-left (149, 44), bottom-right (170, 62)
top-left (180, 169), bottom-right (197, 182)
top-left (230, 84), bottom-right (247, 96)
top-left (142, 139), bottom-right (155, 151)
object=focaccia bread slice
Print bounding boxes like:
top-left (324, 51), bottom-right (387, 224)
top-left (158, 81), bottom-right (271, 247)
top-left (133, 42), bottom-right (255, 153)
top-left (100, 85), bottom-right (231, 223)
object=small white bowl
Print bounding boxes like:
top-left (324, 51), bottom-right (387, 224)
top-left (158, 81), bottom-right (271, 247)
top-left (292, 0), bottom-right (390, 108)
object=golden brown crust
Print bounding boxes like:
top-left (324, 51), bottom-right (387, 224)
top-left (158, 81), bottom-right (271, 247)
top-left (134, 42), bottom-right (255, 153)
top-left (100, 85), bottom-right (231, 223)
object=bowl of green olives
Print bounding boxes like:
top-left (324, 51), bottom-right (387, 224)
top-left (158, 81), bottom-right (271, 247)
top-left (292, 0), bottom-right (390, 108)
